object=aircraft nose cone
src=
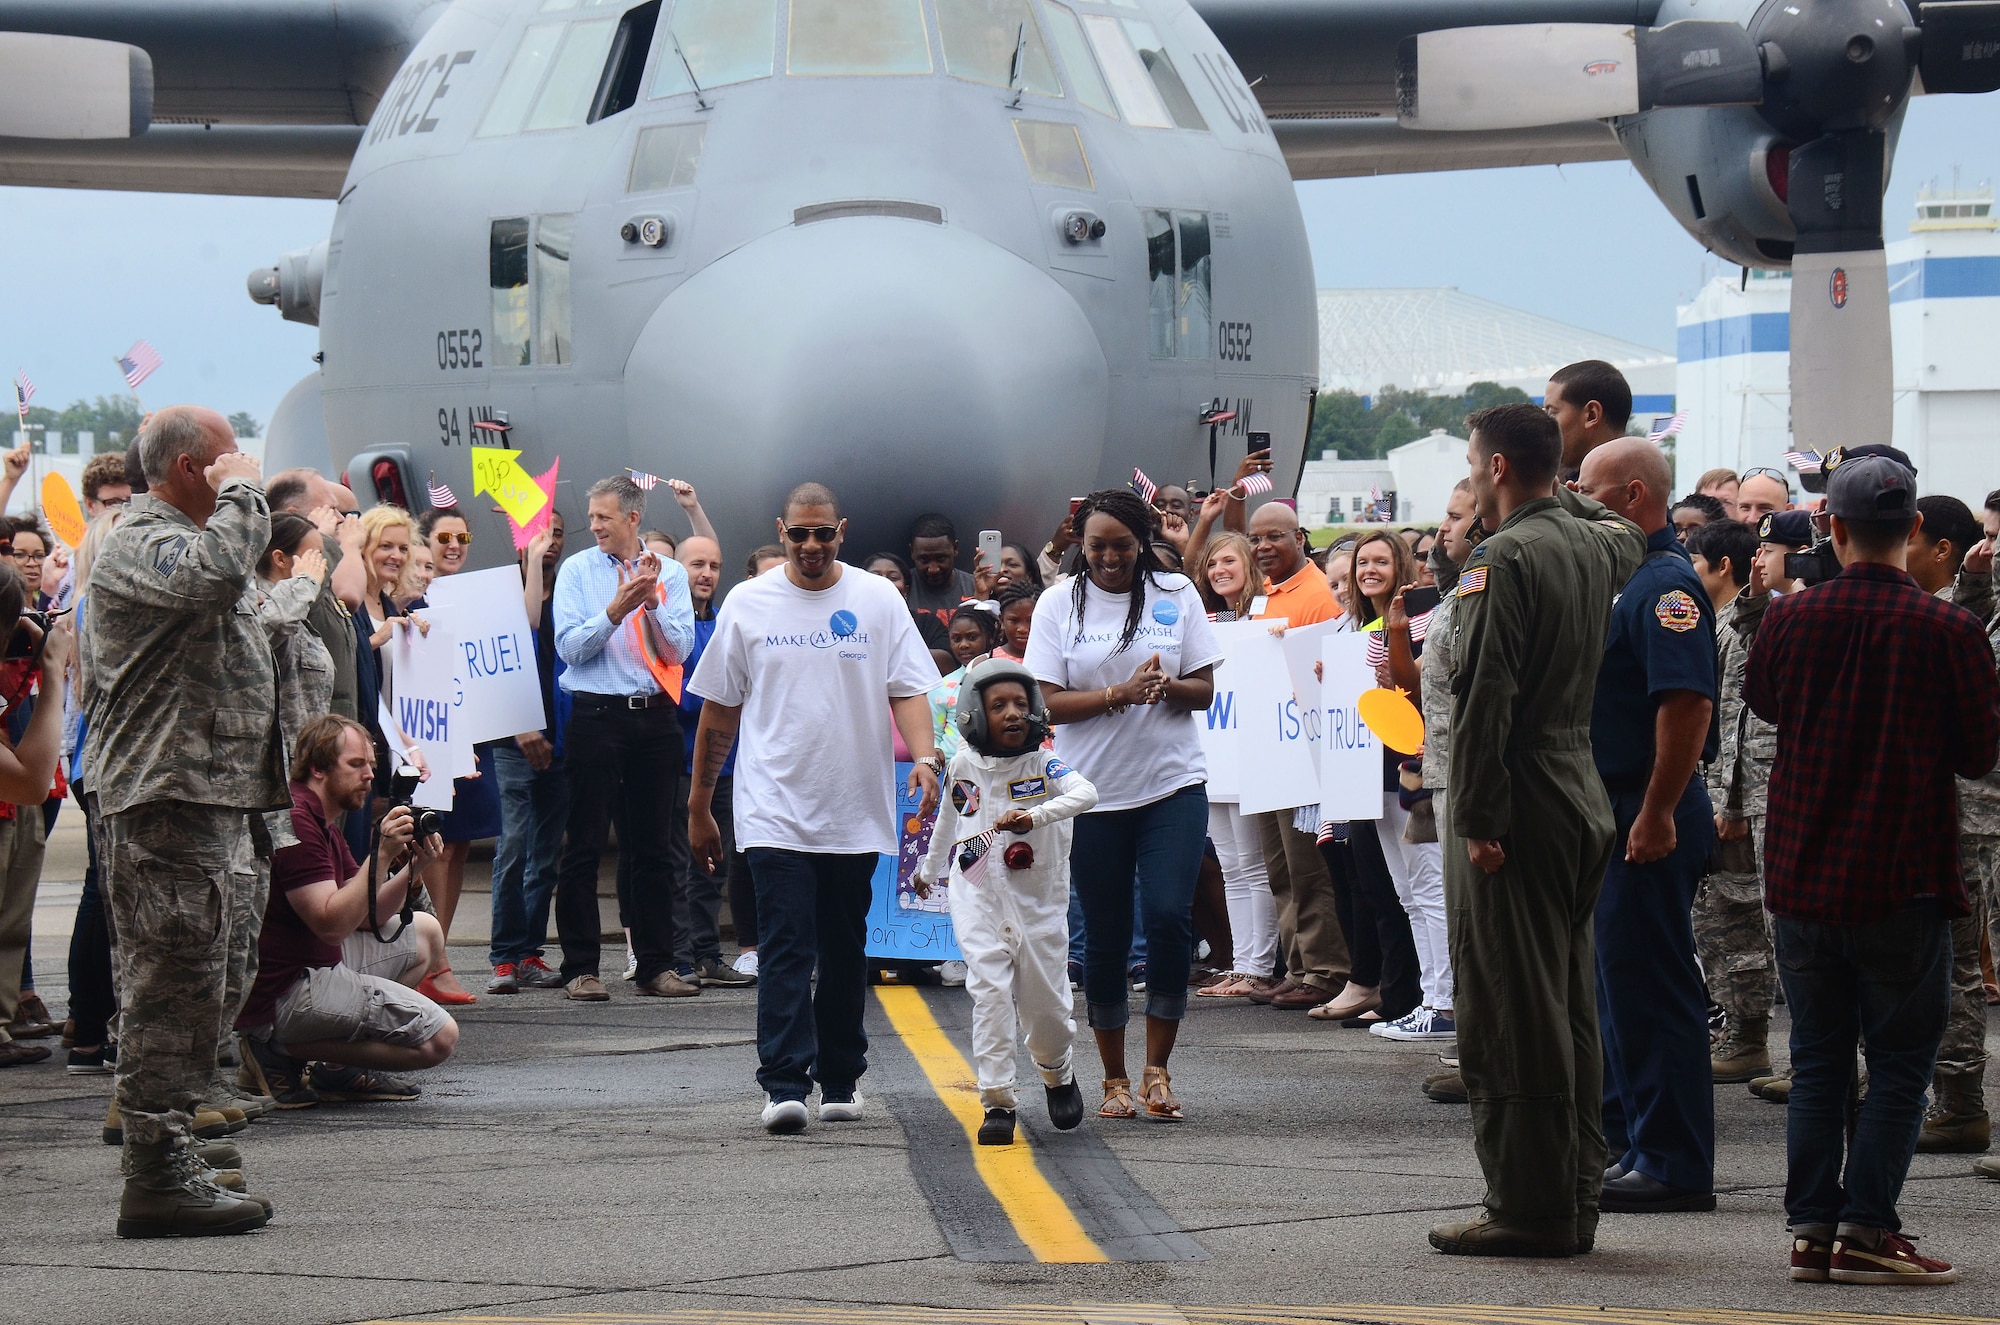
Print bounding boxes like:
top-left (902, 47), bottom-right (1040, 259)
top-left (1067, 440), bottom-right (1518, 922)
top-left (625, 216), bottom-right (1109, 551)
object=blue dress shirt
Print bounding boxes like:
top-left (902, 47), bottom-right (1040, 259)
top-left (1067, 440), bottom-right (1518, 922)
top-left (553, 547), bottom-right (696, 696)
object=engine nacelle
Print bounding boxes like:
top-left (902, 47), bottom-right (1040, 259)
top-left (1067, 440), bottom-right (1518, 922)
top-left (1617, 105), bottom-right (1797, 269)
top-left (247, 241), bottom-right (327, 326)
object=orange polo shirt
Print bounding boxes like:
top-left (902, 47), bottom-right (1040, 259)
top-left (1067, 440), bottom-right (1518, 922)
top-left (1257, 560), bottom-right (1340, 626)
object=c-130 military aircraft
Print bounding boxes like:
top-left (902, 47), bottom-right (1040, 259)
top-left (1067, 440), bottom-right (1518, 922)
top-left (0, 0), bottom-right (1995, 559)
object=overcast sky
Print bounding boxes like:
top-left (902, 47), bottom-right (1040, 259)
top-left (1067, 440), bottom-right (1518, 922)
top-left (0, 95), bottom-right (1993, 433)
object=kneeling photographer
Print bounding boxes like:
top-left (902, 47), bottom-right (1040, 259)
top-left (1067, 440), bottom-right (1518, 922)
top-left (236, 715), bottom-right (459, 1107)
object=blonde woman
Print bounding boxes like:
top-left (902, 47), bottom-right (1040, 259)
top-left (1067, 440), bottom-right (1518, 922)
top-left (1188, 531), bottom-right (1279, 1000)
top-left (1334, 528), bottom-right (1453, 1042)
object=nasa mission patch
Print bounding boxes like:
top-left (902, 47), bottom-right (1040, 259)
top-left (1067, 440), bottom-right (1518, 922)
top-left (1654, 589), bottom-right (1701, 633)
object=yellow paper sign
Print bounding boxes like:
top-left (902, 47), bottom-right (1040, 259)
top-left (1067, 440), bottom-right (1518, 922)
top-left (471, 447), bottom-right (549, 525)
top-left (1358, 687), bottom-right (1425, 756)
top-left (41, 472), bottom-right (88, 548)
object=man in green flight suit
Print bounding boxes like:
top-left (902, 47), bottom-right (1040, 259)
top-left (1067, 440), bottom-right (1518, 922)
top-left (1430, 403), bottom-right (1644, 1258)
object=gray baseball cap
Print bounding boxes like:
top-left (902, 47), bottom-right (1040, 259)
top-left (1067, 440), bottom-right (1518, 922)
top-left (1824, 453), bottom-right (1917, 521)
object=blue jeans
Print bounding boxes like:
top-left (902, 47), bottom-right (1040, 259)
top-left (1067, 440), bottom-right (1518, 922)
top-left (746, 848), bottom-right (876, 1102)
top-left (488, 744), bottom-right (568, 967)
top-left (1069, 783), bottom-right (1208, 1029)
top-left (1776, 904), bottom-right (1951, 1234)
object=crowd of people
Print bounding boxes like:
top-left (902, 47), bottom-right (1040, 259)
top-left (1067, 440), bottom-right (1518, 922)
top-left (0, 366), bottom-right (1996, 1283)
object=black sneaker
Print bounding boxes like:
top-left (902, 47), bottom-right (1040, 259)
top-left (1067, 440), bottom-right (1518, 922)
top-left (309, 1063), bottom-right (419, 1102)
top-left (240, 1036), bottom-right (318, 1109)
top-left (697, 957), bottom-right (756, 988)
top-left (978, 1108), bottom-right (1016, 1146)
top-left (67, 1042), bottom-right (117, 1075)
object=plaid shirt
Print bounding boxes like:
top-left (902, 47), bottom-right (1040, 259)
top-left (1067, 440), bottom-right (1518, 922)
top-left (1745, 562), bottom-right (2000, 923)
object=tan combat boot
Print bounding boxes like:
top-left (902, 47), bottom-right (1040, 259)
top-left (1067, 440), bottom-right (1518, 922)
top-left (1711, 1017), bottom-right (1773, 1083)
top-left (116, 1141), bottom-right (270, 1239)
top-left (1916, 1084), bottom-right (1991, 1154)
top-left (104, 1100), bottom-right (242, 1146)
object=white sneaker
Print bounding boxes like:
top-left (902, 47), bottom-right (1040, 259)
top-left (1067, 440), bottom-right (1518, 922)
top-left (940, 960), bottom-right (967, 987)
top-left (621, 948), bottom-right (638, 981)
top-left (733, 949), bottom-right (759, 978)
top-left (818, 1091), bottom-right (865, 1122)
top-left (761, 1096), bottom-right (808, 1134)
top-left (1370, 1006), bottom-right (1458, 1042)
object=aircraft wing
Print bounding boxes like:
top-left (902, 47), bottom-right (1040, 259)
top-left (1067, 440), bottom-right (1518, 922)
top-left (1194, 0), bottom-right (1657, 178)
top-left (0, 0), bottom-right (439, 195)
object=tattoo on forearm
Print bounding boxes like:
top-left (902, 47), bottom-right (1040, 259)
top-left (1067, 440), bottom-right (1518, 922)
top-left (696, 729), bottom-right (736, 789)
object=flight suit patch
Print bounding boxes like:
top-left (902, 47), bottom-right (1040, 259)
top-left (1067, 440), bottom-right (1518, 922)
top-left (1457, 567), bottom-right (1488, 596)
top-left (1008, 777), bottom-right (1047, 801)
top-left (950, 780), bottom-right (980, 816)
top-left (1654, 589), bottom-right (1700, 632)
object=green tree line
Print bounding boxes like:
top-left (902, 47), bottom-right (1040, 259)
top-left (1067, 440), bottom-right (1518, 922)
top-left (1308, 381), bottom-right (1531, 460)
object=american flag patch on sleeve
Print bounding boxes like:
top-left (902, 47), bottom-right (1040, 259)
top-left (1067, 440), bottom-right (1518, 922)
top-left (1457, 567), bottom-right (1489, 596)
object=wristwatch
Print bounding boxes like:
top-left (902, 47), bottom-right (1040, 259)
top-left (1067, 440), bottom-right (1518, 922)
top-left (917, 754), bottom-right (945, 776)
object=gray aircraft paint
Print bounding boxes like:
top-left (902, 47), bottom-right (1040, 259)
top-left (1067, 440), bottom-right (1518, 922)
top-left (302, 0), bottom-right (1315, 564)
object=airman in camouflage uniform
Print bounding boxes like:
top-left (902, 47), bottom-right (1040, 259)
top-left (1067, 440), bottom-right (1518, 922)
top-left (1922, 580), bottom-right (2000, 1153)
top-left (79, 406), bottom-right (286, 1238)
top-left (206, 570), bottom-right (334, 1113)
top-left (1696, 583), bottom-right (1777, 1081)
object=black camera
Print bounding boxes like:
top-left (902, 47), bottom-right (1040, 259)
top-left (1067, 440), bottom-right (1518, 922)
top-left (5, 610), bottom-right (48, 660)
top-left (388, 763), bottom-right (442, 840)
top-left (1785, 539), bottom-right (1842, 588)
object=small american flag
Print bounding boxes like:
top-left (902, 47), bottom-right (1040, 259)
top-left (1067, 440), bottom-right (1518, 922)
top-left (117, 340), bottom-right (162, 390)
top-left (626, 468), bottom-right (661, 491)
top-left (1234, 471), bottom-right (1273, 498)
top-left (1369, 484), bottom-right (1392, 521)
top-left (1782, 448), bottom-right (1823, 474)
top-left (1364, 610), bottom-right (1433, 668)
top-left (1130, 467), bottom-right (1158, 503)
top-left (12, 371), bottom-right (31, 423)
top-left (427, 473), bottom-right (457, 508)
top-left (1648, 410), bottom-right (1688, 443)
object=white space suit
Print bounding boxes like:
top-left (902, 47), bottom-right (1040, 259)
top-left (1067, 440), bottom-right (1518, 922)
top-left (917, 746), bottom-right (1097, 1108)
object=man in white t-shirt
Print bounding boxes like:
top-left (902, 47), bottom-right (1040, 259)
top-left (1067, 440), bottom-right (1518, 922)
top-left (687, 482), bottom-right (944, 1135)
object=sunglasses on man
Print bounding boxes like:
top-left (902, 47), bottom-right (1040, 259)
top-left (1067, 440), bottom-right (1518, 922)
top-left (782, 523), bottom-right (842, 545)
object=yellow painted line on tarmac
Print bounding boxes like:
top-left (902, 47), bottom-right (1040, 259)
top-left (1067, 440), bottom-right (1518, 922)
top-left (873, 984), bottom-right (1109, 1265)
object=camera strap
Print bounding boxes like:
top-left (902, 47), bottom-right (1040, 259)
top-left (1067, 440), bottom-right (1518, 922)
top-left (365, 814), bottom-right (414, 945)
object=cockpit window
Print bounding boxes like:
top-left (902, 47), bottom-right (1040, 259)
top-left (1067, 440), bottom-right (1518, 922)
top-left (937, 0), bottom-right (1060, 95)
top-left (479, 17), bottom-right (621, 134)
top-left (1077, 13), bottom-right (1169, 127)
top-left (490, 218), bottom-right (531, 366)
top-left (1144, 209), bottom-right (1211, 359)
top-left (629, 122), bottom-right (707, 190)
top-left (651, 0), bottom-right (779, 98)
top-left (1175, 210), bottom-right (1211, 358)
top-left (534, 214), bottom-right (577, 365)
top-left (1039, 2), bottom-right (1115, 117)
top-left (479, 23), bottom-right (564, 136)
top-left (1122, 20), bottom-right (1206, 131)
top-left (1145, 209), bottom-right (1174, 357)
top-left (526, 19), bottom-right (619, 129)
top-left (1013, 120), bottom-right (1091, 189)
top-left (788, 0), bottom-right (932, 76)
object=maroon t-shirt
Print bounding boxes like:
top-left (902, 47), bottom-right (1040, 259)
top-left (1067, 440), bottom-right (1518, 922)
top-left (237, 782), bottom-right (353, 1029)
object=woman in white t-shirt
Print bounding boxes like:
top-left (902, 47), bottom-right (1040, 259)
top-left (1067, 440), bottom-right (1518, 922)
top-left (1024, 489), bottom-right (1223, 1124)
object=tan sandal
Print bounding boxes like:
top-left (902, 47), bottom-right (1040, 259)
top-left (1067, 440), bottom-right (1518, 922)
top-left (1140, 1065), bottom-right (1183, 1122)
top-left (1099, 1077), bottom-right (1137, 1119)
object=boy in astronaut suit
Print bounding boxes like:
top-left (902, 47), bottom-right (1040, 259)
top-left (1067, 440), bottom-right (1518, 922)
top-left (916, 659), bottom-right (1096, 1145)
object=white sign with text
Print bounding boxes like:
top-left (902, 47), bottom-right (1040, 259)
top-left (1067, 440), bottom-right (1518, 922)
top-left (418, 566), bottom-right (548, 744)
top-left (1320, 632), bottom-right (1385, 822)
top-left (1197, 619), bottom-right (1261, 803)
top-left (386, 617), bottom-right (466, 812)
top-left (1234, 625), bottom-right (1321, 815)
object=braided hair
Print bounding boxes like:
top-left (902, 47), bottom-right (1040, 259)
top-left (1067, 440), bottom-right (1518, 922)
top-left (1069, 488), bottom-right (1168, 654)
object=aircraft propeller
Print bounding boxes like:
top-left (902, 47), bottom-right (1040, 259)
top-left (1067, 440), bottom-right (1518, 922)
top-left (1396, 0), bottom-right (2000, 453)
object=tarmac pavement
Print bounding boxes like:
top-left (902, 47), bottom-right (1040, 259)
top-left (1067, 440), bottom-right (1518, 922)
top-left (6, 815), bottom-right (1998, 1325)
